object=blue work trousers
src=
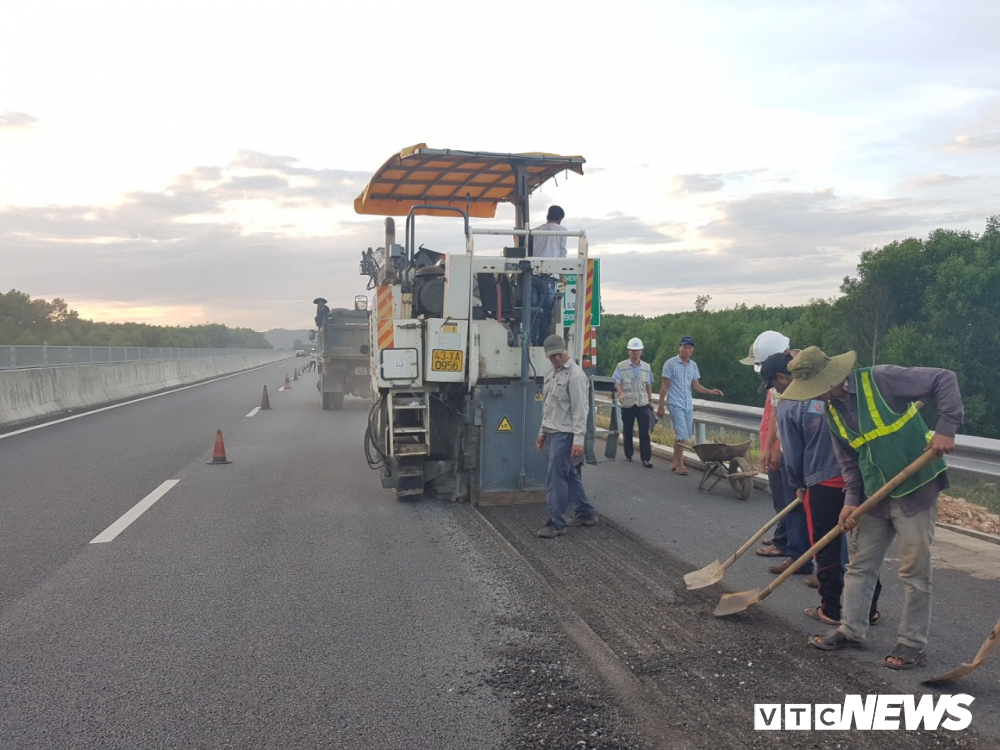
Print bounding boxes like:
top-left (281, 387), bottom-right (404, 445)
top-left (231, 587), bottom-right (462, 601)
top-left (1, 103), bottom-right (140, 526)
top-left (530, 275), bottom-right (557, 346)
top-left (775, 458), bottom-right (812, 572)
top-left (545, 432), bottom-right (595, 529)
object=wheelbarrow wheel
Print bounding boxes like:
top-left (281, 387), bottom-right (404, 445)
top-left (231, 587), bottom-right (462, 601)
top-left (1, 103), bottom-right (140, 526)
top-left (729, 457), bottom-right (754, 501)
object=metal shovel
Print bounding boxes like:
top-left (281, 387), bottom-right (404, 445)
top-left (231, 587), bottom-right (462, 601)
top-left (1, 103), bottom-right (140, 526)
top-left (714, 448), bottom-right (938, 617)
top-left (684, 495), bottom-right (803, 590)
top-left (922, 616), bottom-right (1000, 685)
top-left (604, 398), bottom-right (622, 460)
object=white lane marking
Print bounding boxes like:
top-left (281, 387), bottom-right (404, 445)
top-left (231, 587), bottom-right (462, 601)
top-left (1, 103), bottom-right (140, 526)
top-left (91, 479), bottom-right (180, 544)
top-left (0, 359), bottom-right (293, 441)
top-left (246, 407), bottom-right (260, 417)
top-left (278, 386), bottom-right (286, 391)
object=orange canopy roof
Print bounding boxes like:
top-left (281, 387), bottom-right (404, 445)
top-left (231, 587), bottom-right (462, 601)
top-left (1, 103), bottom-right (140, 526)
top-left (353, 144), bottom-right (586, 218)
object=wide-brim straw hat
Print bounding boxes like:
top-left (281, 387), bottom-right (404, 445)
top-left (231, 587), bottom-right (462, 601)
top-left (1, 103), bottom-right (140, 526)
top-left (781, 347), bottom-right (857, 401)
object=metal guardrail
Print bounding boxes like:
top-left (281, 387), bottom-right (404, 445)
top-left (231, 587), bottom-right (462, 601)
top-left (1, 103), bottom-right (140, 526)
top-left (0, 345), bottom-right (284, 370)
top-left (592, 380), bottom-right (1000, 482)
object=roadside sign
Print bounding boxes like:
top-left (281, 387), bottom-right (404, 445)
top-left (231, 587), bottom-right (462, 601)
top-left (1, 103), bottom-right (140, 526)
top-left (562, 259), bottom-right (600, 327)
top-left (562, 274), bottom-right (578, 327)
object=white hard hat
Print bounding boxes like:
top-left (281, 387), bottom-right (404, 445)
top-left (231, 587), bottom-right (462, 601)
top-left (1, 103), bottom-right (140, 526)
top-left (627, 337), bottom-right (644, 350)
top-left (739, 330), bottom-right (790, 372)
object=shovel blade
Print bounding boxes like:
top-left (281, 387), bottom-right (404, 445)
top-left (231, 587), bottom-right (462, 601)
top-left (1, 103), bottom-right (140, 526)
top-left (921, 662), bottom-right (978, 686)
top-left (684, 560), bottom-right (725, 590)
top-left (604, 431), bottom-right (619, 459)
top-left (714, 588), bottom-right (761, 617)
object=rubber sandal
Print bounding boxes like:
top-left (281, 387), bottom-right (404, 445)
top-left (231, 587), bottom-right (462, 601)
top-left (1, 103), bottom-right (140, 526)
top-left (676, 469), bottom-right (689, 476)
top-left (755, 546), bottom-right (784, 557)
top-left (808, 630), bottom-right (859, 651)
top-left (761, 538), bottom-right (773, 546)
top-left (883, 643), bottom-right (926, 670)
top-left (869, 611), bottom-right (880, 626)
top-left (805, 607), bottom-right (840, 626)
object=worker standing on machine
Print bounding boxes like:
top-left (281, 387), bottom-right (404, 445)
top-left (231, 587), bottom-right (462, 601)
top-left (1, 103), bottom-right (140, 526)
top-left (535, 334), bottom-right (598, 538)
top-left (529, 205), bottom-right (566, 346)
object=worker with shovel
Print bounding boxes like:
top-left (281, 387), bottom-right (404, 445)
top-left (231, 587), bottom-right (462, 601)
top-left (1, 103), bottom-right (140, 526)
top-left (781, 347), bottom-right (963, 670)
top-left (759, 352), bottom-right (882, 628)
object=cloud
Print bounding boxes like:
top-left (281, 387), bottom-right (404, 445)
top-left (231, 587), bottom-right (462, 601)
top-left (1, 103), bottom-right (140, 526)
top-left (582, 214), bottom-right (683, 246)
top-left (0, 111), bottom-right (39, 128)
top-left (901, 173), bottom-right (974, 190)
top-left (674, 168), bottom-right (768, 194)
top-left (0, 150), bottom-right (387, 329)
top-left (697, 189), bottom-right (944, 259)
top-left (947, 133), bottom-right (1000, 151)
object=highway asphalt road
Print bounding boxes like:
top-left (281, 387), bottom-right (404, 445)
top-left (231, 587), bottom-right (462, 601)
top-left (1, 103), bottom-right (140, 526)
top-left (1, 362), bottom-right (996, 748)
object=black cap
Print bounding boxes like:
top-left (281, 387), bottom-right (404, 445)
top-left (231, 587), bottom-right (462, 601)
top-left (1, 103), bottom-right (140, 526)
top-left (758, 351), bottom-right (792, 393)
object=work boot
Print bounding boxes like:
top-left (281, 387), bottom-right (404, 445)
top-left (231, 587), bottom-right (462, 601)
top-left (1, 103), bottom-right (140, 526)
top-left (536, 525), bottom-right (567, 539)
top-left (566, 515), bottom-right (599, 527)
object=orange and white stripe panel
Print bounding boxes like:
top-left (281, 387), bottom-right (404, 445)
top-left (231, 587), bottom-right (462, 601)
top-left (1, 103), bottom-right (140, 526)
top-left (376, 285), bottom-right (394, 350)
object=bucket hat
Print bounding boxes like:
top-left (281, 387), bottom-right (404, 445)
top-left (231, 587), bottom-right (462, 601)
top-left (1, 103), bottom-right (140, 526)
top-left (781, 347), bottom-right (858, 401)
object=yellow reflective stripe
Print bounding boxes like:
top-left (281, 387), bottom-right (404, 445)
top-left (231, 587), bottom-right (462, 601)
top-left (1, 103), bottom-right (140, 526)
top-left (851, 402), bottom-right (920, 448)
top-left (860, 371), bottom-right (887, 431)
top-left (828, 405), bottom-right (852, 442)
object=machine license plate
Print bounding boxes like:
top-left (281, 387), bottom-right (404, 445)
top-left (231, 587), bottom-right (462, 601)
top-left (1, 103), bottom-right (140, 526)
top-left (431, 350), bottom-right (464, 372)
top-left (354, 366), bottom-right (368, 375)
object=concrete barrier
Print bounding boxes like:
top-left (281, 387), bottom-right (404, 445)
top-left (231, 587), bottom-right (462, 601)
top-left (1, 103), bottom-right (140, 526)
top-left (0, 353), bottom-right (290, 428)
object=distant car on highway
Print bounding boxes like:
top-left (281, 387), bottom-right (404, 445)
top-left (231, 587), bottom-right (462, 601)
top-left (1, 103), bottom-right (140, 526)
top-left (295, 350), bottom-right (306, 357)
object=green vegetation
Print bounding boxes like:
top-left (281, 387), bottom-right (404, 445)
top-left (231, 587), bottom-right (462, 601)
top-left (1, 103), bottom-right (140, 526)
top-left (0, 290), bottom-right (271, 349)
top-left (597, 217), bottom-right (1000, 439)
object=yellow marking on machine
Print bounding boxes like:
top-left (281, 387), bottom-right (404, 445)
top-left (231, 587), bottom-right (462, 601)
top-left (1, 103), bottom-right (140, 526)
top-left (431, 350), bottom-right (463, 372)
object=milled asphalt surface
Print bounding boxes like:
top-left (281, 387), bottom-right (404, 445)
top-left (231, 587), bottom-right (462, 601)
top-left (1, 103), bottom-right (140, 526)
top-left (580, 445), bottom-right (1000, 738)
top-left (1, 364), bottom-right (997, 747)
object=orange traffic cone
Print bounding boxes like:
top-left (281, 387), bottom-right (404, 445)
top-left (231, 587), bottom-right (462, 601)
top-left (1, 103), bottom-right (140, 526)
top-left (284, 374), bottom-right (291, 389)
top-left (260, 385), bottom-right (271, 410)
top-left (293, 369), bottom-right (299, 381)
top-left (207, 429), bottom-right (233, 465)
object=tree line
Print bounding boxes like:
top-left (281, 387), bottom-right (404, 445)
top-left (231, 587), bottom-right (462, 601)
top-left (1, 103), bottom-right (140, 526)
top-left (0, 290), bottom-right (271, 350)
top-left (596, 217), bottom-right (1000, 440)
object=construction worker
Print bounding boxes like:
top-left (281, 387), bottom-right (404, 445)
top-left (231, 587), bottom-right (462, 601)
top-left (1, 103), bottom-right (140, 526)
top-left (782, 347), bottom-right (963, 670)
top-left (313, 297), bottom-right (330, 328)
top-left (529, 205), bottom-right (566, 346)
top-left (535, 334), bottom-right (597, 537)
top-left (614, 337), bottom-right (655, 467)
top-left (739, 332), bottom-right (815, 582)
top-left (759, 352), bottom-right (879, 621)
top-left (656, 336), bottom-right (723, 475)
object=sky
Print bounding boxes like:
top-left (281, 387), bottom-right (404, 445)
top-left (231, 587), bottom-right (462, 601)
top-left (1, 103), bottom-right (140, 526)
top-left (2, 0), bottom-right (999, 332)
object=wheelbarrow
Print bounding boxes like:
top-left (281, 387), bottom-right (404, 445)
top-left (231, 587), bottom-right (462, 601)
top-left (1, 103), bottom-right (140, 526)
top-left (690, 440), bottom-right (755, 501)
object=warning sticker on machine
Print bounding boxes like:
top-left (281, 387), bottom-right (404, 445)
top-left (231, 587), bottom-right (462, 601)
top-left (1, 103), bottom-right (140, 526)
top-left (496, 416), bottom-right (514, 432)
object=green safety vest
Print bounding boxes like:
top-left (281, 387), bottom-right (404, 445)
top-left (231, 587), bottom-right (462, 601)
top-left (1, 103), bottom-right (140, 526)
top-left (826, 367), bottom-right (947, 499)
top-left (614, 360), bottom-right (652, 408)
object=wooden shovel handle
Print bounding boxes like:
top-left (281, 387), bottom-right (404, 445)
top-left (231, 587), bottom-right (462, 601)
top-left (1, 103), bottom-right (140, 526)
top-left (970, 616), bottom-right (1000, 666)
top-left (758, 447), bottom-right (938, 601)
top-left (722, 496), bottom-right (804, 570)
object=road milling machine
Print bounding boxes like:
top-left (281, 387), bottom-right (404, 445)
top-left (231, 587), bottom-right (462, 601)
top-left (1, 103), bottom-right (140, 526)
top-left (357, 145), bottom-right (597, 503)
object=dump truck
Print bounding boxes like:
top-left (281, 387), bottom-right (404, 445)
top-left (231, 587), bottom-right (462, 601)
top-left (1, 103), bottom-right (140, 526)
top-left (313, 298), bottom-right (372, 410)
